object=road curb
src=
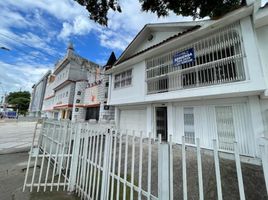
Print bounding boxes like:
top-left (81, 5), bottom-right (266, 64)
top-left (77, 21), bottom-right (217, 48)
top-left (0, 147), bottom-right (30, 155)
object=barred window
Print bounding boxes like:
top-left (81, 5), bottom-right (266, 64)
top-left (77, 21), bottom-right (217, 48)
top-left (215, 106), bottom-right (235, 151)
top-left (146, 22), bottom-right (245, 94)
top-left (114, 69), bottom-right (132, 89)
top-left (184, 107), bottom-right (195, 144)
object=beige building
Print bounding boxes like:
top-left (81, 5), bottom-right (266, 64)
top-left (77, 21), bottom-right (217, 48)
top-left (42, 44), bottom-right (114, 122)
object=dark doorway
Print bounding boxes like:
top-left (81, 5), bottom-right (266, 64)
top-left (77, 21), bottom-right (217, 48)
top-left (155, 107), bottom-right (168, 141)
top-left (85, 107), bottom-right (100, 121)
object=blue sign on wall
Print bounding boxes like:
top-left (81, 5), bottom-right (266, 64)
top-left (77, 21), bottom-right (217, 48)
top-left (173, 48), bottom-right (195, 68)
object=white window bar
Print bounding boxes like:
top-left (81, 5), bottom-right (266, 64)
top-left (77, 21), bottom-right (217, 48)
top-left (215, 106), bottom-right (236, 151)
top-left (146, 22), bottom-right (245, 94)
top-left (184, 107), bottom-right (195, 144)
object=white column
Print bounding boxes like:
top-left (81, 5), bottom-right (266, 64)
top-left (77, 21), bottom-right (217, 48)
top-left (114, 107), bottom-right (120, 129)
top-left (240, 16), bottom-right (266, 88)
top-left (248, 96), bottom-right (265, 156)
top-left (167, 102), bottom-right (174, 139)
top-left (146, 104), bottom-right (153, 138)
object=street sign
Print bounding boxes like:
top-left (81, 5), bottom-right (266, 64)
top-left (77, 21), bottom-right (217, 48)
top-left (173, 48), bottom-right (195, 68)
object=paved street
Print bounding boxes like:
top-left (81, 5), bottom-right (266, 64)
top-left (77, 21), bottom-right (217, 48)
top-left (0, 119), bottom-right (37, 154)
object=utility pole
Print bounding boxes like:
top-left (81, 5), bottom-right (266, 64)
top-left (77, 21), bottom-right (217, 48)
top-left (0, 46), bottom-right (11, 114)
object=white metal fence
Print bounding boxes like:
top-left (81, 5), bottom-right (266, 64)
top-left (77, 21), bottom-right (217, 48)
top-left (23, 120), bottom-right (268, 199)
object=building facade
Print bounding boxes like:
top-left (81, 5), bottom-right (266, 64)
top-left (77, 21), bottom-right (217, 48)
top-left (42, 44), bottom-right (114, 122)
top-left (29, 70), bottom-right (51, 117)
top-left (107, 2), bottom-right (268, 158)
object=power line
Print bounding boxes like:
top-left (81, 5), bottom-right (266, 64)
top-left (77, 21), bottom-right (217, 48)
top-left (0, 32), bottom-right (60, 60)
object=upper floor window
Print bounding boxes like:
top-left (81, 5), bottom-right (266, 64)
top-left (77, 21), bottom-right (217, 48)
top-left (146, 22), bottom-right (245, 94)
top-left (114, 69), bottom-right (132, 89)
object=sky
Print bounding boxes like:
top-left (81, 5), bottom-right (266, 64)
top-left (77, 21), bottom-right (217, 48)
top-left (0, 0), bottom-right (267, 97)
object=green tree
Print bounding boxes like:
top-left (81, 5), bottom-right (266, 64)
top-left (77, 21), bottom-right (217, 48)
top-left (75, 0), bottom-right (245, 26)
top-left (6, 91), bottom-right (31, 115)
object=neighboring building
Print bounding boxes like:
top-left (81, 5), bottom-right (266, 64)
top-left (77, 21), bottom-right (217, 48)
top-left (73, 52), bottom-right (116, 122)
top-left (29, 70), bottom-right (51, 117)
top-left (107, 1), bottom-right (268, 158)
top-left (42, 43), bottom-right (115, 122)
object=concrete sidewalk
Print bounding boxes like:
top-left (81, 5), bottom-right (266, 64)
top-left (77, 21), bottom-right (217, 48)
top-left (0, 121), bottom-right (37, 154)
top-left (0, 152), bottom-right (79, 200)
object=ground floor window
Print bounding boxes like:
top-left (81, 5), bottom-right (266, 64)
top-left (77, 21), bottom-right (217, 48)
top-left (54, 112), bottom-right (59, 120)
top-left (85, 107), bottom-right (100, 121)
top-left (183, 107), bottom-right (195, 144)
top-left (215, 106), bottom-right (235, 151)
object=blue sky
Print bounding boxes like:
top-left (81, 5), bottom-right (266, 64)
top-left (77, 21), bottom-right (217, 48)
top-left (0, 0), bottom-right (267, 97)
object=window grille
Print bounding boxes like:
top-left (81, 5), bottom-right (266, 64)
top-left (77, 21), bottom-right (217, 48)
top-left (114, 69), bottom-right (132, 89)
top-left (184, 107), bottom-right (195, 144)
top-left (215, 106), bottom-right (235, 151)
top-left (146, 22), bottom-right (245, 94)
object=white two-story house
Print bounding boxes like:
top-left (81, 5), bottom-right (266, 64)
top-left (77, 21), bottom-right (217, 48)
top-left (107, 1), bottom-right (268, 158)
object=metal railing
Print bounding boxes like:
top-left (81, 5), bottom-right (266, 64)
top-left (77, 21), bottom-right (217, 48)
top-left (146, 22), bottom-right (246, 94)
top-left (23, 120), bottom-right (268, 199)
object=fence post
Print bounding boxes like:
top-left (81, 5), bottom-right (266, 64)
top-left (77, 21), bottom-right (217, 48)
top-left (100, 128), bottom-right (112, 200)
top-left (68, 123), bottom-right (81, 192)
top-left (158, 134), bottom-right (170, 200)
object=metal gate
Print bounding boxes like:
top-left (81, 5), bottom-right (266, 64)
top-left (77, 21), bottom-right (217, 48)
top-left (23, 120), bottom-right (268, 200)
top-left (23, 120), bottom-right (159, 199)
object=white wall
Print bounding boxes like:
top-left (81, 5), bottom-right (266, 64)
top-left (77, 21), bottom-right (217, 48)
top-left (256, 25), bottom-right (268, 89)
top-left (109, 61), bottom-right (146, 105)
top-left (134, 31), bottom-right (178, 54)
top-left (109, 18), bottom-right (266, 106)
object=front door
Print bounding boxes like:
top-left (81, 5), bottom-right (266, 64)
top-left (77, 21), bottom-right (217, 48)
top-left (155, 107), bottom-right (168, 141)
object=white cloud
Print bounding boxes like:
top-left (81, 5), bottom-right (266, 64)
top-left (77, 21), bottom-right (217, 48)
top-left (0, 61), bottom-right (52, 95)
top-left (0, 0), bottom-right (191, 50)
top-left (94, 0), bottom-right (191, 51)
top-left (58, 15), bottom-right (97, 40)
top-left (0, 0), bottom-right (192, 95)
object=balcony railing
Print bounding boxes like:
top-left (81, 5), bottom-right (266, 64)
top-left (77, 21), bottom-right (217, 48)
top-left (146, 22), bottom-right (246, 94)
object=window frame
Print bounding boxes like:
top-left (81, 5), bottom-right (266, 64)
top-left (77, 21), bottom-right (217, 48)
top-left (183, 107), bottom-right (195, 145)
top-left (114, 69), bottom-right (132, 89)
